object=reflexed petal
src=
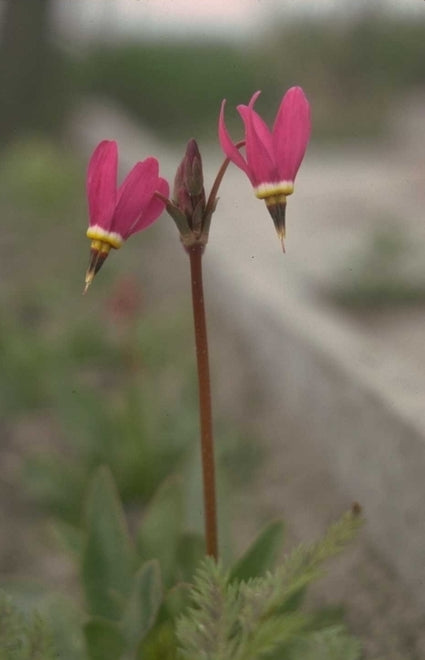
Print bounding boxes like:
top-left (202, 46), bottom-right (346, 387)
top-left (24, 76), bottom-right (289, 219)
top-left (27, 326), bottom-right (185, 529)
top-left (238, 95), bottom-right (276, 186)
top-left (87, 140), bottom-right (118, 228)
top-left (113, 158), bottom-right (159, 238)
top-left (129, 176), bottom-right (169, 236)
top-left (218, 100), bottom-right (251, 178)
top-left (241, 91), bottom-right (274, 158)
top-left (273, 86), bottom-right (311, 181)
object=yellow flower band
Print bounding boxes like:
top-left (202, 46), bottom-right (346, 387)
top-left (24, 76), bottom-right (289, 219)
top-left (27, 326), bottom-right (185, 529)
top-left (87, 225), bottom-right (124, 249)
top-left (254, 181), bottom-right (294, 201)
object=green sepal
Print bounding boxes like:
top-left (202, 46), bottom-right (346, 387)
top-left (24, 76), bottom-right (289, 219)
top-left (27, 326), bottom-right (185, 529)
top-left (84, 617), bottom-right (126, 660)
top-left (120, 559), bottom-right (163, 649)
top-left (191, 198), bottom-right (204, 234)
top-left (137, 477), bottom-right (184, 587)
top-left (82, 466), bottom-right (134, 620)
top-left (165, 201), bottom-right (192, 238)
top-left (200, 196), bottom-right (218, 243)
top-left (229, 520), bottom-right (285, 582)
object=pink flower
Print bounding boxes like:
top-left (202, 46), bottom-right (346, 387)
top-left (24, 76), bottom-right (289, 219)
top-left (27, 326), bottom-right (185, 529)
top-left (84, 140), bottom-right (169, 291)
top-left (219, 86), bottom-right (311, 249)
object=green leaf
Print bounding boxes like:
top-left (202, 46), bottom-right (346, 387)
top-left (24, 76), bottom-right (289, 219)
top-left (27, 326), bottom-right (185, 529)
top-left (236, 612), bottom-right (308, 660)
top-left (84, 618), bottom-right (126, 660)
top-left (38, 594), bottom-right (87, 660)
top-left (137, 477), bottom-right (184, 586)
top-left (82, 466), bottom-right (134, 620)
top-left (163, 583), bottom-right (191, 620)
top-left (0, 591), bottom-right (26, 659)
top-left (49, 520), bottom-right (83, 557)
top-left (177, 511), bottom-right (363, 660)
top-left (120, 560), bottom-right (162, 648)
top-left (136, 622), bottom-right (178, 660)
top-left (177, 558), bottom-right (238, 660)
top-left (26, 614), bottom-right (56, 660)
top-left (247, 508), bottom-right (363, 620)
top-left (0, 593), bottom-right (58, 660)
top-left (277, 585), bottom-right (307, 615)
top-left (175, 532), bottom-right (205, 582)
top-left (288, 626), bottom-right (362, 660)
top-left (229, 520), bottom-right (285, 582)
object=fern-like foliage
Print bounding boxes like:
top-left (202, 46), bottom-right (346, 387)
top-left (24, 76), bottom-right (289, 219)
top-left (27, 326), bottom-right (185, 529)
top-left (0, 592), bottom-right (56, 660)
top-left (291, 626), bottom-right (362, 660)
top-left (177, 509), bottom-right (363, 660)
top-left (177, 559), bottom-right (240, 659)
top-left (288, 626), bottom-right (362, 660)
top-left (238, 509), bottom-right (363, 623)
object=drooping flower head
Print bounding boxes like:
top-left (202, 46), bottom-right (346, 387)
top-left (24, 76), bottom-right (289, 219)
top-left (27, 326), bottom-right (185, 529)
top-left (218, 86), bottom-right (311, 250)
top-left (84, 140), bottom-right (169, 292)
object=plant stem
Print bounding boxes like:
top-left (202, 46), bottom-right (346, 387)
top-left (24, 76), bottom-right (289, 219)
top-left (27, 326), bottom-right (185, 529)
top-left (204, 140), bottom-right (245, 227)
top-left (188, 243), bottom-right (218, 560)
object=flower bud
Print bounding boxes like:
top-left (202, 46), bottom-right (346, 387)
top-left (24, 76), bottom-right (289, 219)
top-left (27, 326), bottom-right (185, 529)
top-left (173, 139), bottom-right (206, 237)
top-left (165, 139), bottom-right (216, 250)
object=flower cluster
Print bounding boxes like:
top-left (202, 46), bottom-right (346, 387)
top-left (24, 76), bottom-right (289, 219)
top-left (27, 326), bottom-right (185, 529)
top-left (84, 87), bottom-right (310, 287)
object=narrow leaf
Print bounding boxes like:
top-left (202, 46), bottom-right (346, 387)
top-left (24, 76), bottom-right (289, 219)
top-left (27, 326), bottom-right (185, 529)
top-left (163, 583), bottom-right (192, 620)
top-left (121, 560), bottom-right (162, 648)
top-left (82, 466), bottom-right (134, 620)
top-left (84, 618), bottom-right (126, 660)
top-left (136, 622), bottom-right (178, 660)
top-left (175, 532), bottom-right (205, 582)
top-left (137, 477), bottom-right (184, 586)
top-left (229, 520), bottom-right (285, 582)
top-left (49, 520), bottom-right (83, 557)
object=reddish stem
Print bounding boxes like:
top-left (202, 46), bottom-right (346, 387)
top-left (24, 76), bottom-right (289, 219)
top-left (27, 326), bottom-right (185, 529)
top-left (188, 243), bottom-right (218, 560)
top-left (204, 140), bottom-right (245, 221)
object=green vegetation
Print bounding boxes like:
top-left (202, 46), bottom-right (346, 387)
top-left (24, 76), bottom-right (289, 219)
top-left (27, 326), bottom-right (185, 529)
top-left (0, 476), bottom-right (363, 660)
top-left (74, 15), bottom-right (425, 142)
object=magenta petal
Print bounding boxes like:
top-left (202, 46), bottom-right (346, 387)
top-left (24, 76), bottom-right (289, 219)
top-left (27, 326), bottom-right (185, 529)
top-left (129, 176), bottom-right (169, 236)
top-left (241, 91), bottom-right (274, 158)
top-left (113, 158), bottom-right (159, 238)
top-left (238, 93), bottom-right (276, 186)
top-left (87, 140), bottom-right (118, 228)
top-left (218, 99), bottom-right (251, 178)
top-left (273, 86), bottom-right (311, 181)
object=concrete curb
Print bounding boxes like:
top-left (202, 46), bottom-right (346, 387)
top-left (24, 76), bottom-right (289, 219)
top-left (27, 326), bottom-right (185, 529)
top-left (206, 241), bottom-right (425, 608)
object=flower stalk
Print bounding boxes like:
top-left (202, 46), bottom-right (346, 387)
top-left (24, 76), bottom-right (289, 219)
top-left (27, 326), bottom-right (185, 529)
top-left (161, 139), bottom-right (226, 558)
top-left (189, 243), bottom-right (218, 559)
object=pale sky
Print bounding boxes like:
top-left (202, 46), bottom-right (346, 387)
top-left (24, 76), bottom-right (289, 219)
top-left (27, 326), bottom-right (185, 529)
top-left (55, 0), bottom-right (424, 42)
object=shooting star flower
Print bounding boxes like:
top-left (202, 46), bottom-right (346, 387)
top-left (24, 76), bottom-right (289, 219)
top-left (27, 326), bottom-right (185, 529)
top-left (84, 140), bottom-right (168, 292)
top-left (219, 86), bottom-right (311, 250)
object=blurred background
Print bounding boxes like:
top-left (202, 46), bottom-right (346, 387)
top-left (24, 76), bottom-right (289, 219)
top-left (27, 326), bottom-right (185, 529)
top-left (1, 1), bottom-right (425, 657)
